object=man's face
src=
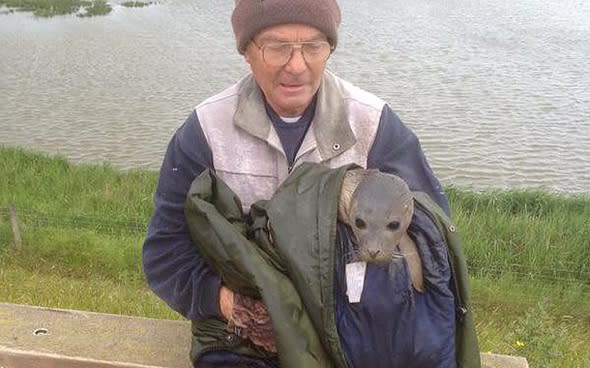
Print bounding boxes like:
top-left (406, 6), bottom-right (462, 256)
top-left (244, 23), bottom-right (330, 117)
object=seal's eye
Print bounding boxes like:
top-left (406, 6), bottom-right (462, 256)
top-left (387, 221), bottom-right (400, 231)
top-left (355, 218), bottom-right (367, 229)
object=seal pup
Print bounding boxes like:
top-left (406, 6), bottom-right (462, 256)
top-left (338, 169), bottom-right (424, 292)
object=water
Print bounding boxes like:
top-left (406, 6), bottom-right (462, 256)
top-left (1, 0), bottom-right (589, 193)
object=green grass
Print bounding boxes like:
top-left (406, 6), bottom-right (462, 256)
top-left (0, 146), bottom-right (166, 316)
top-left (446, 186), bottom-right (590, 283)
top-left (0, 264), bottom-right (178, 318)
top-left (78, 0), bottom-right (111, 17)
top-left (1, 146), bottom-right (589, 366)
top-left (0, 146), bottom-right (156, 223)
top-left (121, 1), bottom-right (151, 8)
top-left (447, 186), bottom-right (590, 366)
top-left (0, 0), bottom-right (112, 17)
top-left (0, 0), bottom-right (153, 17)
top-left (472, 276), bottom-right (590, 367)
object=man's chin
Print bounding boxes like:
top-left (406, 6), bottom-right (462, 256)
top-left (272, 96), bottom-right (312, 117)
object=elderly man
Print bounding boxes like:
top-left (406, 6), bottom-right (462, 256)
top-left (142, 0), bottom-right (468, 367)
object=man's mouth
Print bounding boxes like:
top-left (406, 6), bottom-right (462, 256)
top-left (279, 83), bottom-right (305, 93)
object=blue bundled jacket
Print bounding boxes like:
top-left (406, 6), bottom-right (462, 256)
top-left (184, 163), bottom-right (479, 367)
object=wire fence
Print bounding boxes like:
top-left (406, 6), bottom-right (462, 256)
top-left (2, 205), bottom-right (148, 236)
top-left (2, 203), bottom-right (589, 312)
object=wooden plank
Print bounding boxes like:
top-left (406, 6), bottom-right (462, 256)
top-left (481, 352), bottom-right (530, 368)
top-left (0, 303), bottom-right (191, 368)
top-left (0, 303), bottom-right (529, 368)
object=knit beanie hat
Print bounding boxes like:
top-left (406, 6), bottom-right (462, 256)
top-left (231, 0), bottom-right (341, 54)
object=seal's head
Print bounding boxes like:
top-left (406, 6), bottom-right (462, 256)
top-left (338, 169), bottom-right (424, 292)
top-left (344, 170), bottom-right (414, 263)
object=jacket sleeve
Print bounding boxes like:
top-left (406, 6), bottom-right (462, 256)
top-left (367, 105), bottom-right (450, 215)
top-left (142, 110), bottom-right (222, 321)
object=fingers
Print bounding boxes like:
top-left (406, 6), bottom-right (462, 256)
top-left (219, 286), bottom-right (235, 320)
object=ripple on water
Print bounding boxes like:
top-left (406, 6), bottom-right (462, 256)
top-left (0, 0), bottom-right (589, 193)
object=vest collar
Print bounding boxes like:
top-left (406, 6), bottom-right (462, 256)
top-left (234, 72), bottom-right (356, 162)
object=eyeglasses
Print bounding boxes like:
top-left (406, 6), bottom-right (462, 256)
top-left (252, 40), bottom-right (334, 67)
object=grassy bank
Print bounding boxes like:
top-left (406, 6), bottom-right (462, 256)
top-left (0, 147), bottom-right (175, 316)
top-left (1, 146), bottom-right (589, 366)
top-left (0, 0), bottom-right (153, 17)
top-left (447, 186), bottom-right (590, 283)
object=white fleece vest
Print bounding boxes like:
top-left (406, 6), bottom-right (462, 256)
top-left (195, 71), bottom-right (385, 209)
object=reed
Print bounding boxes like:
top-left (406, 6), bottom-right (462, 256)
top-left (1, 146), bottom-right (588, 366)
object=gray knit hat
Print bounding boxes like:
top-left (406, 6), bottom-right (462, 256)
top-left (231, 0), bottom-right (341, 54)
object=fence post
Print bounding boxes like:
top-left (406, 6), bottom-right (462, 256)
top-left (8, 203), bottom-right (22, 249)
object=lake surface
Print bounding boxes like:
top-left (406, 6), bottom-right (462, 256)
top-left (1, 0), bottom-right (589, 193)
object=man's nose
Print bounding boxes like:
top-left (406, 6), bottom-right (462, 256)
top-left (283, 46), bottom-right (307, 73)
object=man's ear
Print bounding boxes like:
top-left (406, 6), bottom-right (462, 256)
top-left (243, 44), bottom-right (253, 64)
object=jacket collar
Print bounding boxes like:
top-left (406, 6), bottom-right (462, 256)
top-left (234, 72), bottom-right (356, 162)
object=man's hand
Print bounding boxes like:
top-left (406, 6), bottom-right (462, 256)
top-left (219, 286), bottom-right (234, 320)
top-left (219, 286), bottom-right (277, 353)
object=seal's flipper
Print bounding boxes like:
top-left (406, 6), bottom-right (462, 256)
top-left (399, 235), bottom-right (424, 293)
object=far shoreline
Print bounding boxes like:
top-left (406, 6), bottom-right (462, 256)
top-left (0, 0), bottom-right (154, 18)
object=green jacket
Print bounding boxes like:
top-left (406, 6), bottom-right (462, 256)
top-left (185, 163), bottom-right (480, 368)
